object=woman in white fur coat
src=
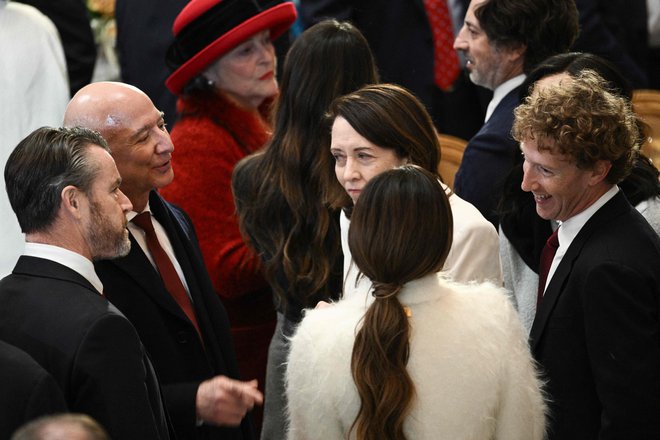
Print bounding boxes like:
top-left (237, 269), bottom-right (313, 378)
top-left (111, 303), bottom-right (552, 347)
top-left (286, 166), bottom-right (546, 440)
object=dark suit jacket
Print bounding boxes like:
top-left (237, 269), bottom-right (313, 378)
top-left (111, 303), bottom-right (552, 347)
top-left (115, 0), bottom-right (188, 128)
top-left (454, 85), bottom-right (523, 227)
top-left (95, 191), bottom-right (254, 440)
top-left (299, 0), bottom-right (488, 140)
top-left (573, 0), bottom-right (649, 88)
top-left (0, 256), bottom-right (171, 440)
top-left (0, 340), bottom-right (68, 439)
top-left (530, 191), bottom-right (660, 439)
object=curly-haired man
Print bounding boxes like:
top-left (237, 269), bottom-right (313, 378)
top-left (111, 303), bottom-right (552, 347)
top-left (513, 71), bottom-right (660, 439)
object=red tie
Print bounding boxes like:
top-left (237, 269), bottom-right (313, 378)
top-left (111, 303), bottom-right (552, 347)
top-left (423, 0), bottom-right (461, 91)
top-left (132, 212), bottom-right (203, 340)
top-left (537, 228), bottom-right (560, 307)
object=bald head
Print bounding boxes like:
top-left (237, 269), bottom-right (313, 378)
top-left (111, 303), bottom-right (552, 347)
top-left (64, 81), bottom-right (175, 211)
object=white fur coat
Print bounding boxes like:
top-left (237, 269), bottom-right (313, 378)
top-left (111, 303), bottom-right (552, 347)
top-left (286, 274), bottom-right (546, 440)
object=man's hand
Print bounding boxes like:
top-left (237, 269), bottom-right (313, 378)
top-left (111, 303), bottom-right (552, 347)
top-left (196, 376), bottom-right (263, 426)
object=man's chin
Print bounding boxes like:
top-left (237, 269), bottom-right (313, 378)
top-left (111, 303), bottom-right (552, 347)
top-left (92, 238), bottom-right (131, 261)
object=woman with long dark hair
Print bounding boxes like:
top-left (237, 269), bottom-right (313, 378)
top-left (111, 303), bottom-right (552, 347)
top-left (231, 19), bottom-right (379, 439)
top-left (287, 166), bottom-right (545, 440)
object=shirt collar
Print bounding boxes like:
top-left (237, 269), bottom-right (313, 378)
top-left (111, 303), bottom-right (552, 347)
top-left (23, 242), bottom-right (104, 295)
top-left (127, 201), bottom-right (152, 221)
top-left (557, 185), bottom-right (619, 251)
top-left (485, 74), bottom-right (526, 122)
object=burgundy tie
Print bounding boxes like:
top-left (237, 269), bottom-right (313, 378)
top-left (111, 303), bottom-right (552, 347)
top-left (423, 0), bottom-right (461, 91)
top-left (132, 212), bottom-right (203, 340)
top-left (537, 228), bottom-right (560, 307)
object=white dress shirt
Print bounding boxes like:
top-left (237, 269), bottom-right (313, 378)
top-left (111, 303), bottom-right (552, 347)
top-left (485, 74), bottom-right (526, 122)
top-left (544, 185), bottom-right (619, 292)
top-left (23, 242), bottom-right (104, 295)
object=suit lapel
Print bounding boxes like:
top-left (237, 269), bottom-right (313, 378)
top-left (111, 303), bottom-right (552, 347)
top-left (529, 236), bottom-right (584, 349)
top-left (111, 232), bottom-right (189, 321)
top-left (149, 192), bottom-right (206, 309)
top-left (149, 192), bottom-right (219, 348)
top-left (13, 256), bottom-right (99, 296)
top-left (529, 192), bottom-right (631, 349)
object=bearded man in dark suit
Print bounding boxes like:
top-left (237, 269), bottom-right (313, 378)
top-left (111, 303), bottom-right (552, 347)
top-left (0, 126), bottom-right (172, 439)
top-left (64, 82), bottom-right (262, 440)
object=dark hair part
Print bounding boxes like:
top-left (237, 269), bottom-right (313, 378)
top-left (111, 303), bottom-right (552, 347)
top-left (232, 20), bottom-right (379, 314)
top-left (11, 413), bottom-right (110, 440)
top-left (475, 0), bottom-right (578, 73)
top-left (4, 126), bottom-right (109, 234)
top-left (348, 165), bottom-right (452, 440)
top-left (328, 83), bottom-right (440, 190)
top-left (513, 70), bottom-right (639, 184)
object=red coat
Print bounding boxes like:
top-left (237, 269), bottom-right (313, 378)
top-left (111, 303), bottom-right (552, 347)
top-left (160, 92), bottom-right (275, 431)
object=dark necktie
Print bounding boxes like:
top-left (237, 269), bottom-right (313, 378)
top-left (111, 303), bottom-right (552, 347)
top-left (132, 212), bottom-right (203, 340)
top-left (537, 228), bottom-right (560, 307)
top-left (423, 0), bottom-right (460, 91)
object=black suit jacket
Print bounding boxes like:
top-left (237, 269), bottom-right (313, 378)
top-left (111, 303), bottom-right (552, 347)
top-left (0, 340), bottom-right (68, 439)
top-left (95, 191), bottom-right (254, 440)
top-left (530, 191), bottom-right (660, 439)
top-left (0, 256), bottom-right (171, 440)
top-left (115, 0), bottom-right (188, 128)
top-left (572, 0), bottom-right (649, 88)
top-left (454, 85), bottom-right (523, 227)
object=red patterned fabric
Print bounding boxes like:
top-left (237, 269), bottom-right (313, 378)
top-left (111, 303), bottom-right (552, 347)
top-left (424, 0), bottom-right (460, 90)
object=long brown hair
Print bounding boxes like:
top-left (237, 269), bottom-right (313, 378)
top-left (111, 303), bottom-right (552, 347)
top-left (348, 165), bottom-right (453, 440)
top-left (232, 20), bottom-right (379, 314)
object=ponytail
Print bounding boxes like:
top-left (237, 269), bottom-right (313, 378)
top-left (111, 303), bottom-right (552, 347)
top-left (349, 282), bottom-right (414, 440)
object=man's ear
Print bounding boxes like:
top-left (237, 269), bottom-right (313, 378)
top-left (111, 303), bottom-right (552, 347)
top-left (507, 42), bottom-right (527, 64)
top-left (589, 160), bottom-right (612, 186)
top-left (61, 185), bottom-right (84, 219)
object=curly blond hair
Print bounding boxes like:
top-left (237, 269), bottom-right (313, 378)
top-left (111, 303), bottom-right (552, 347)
top-left (512, 70), bottom-right (639, 184)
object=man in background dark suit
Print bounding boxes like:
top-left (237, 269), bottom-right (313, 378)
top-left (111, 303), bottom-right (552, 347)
top-left (299, 0), bottom-right (487, 141)
top-left (114, 0), bottom-right (187, 128)
top-left (0, 340), bottom-right (67, 439)
top-left (573, 0), bottom-right (649, 88)
top-left (0, 126), bottom-right (171, 439)
top-left (452, 0), bottom-right (579, 226)
top-left (64, 81), bottom-right (261, 440)
top-left (515, 72), bottom-right (660, 439)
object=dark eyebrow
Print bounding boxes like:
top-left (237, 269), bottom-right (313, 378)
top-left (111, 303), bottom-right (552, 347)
top-left (465, 19), bottom-right (480, 31)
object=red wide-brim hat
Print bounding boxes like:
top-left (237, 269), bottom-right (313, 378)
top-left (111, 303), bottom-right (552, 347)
top-left (166, 0), bottom-right (297, 96)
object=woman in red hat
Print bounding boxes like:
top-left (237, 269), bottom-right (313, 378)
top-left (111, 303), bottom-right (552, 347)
top-left (160, 0), bottom-right (297, 434)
